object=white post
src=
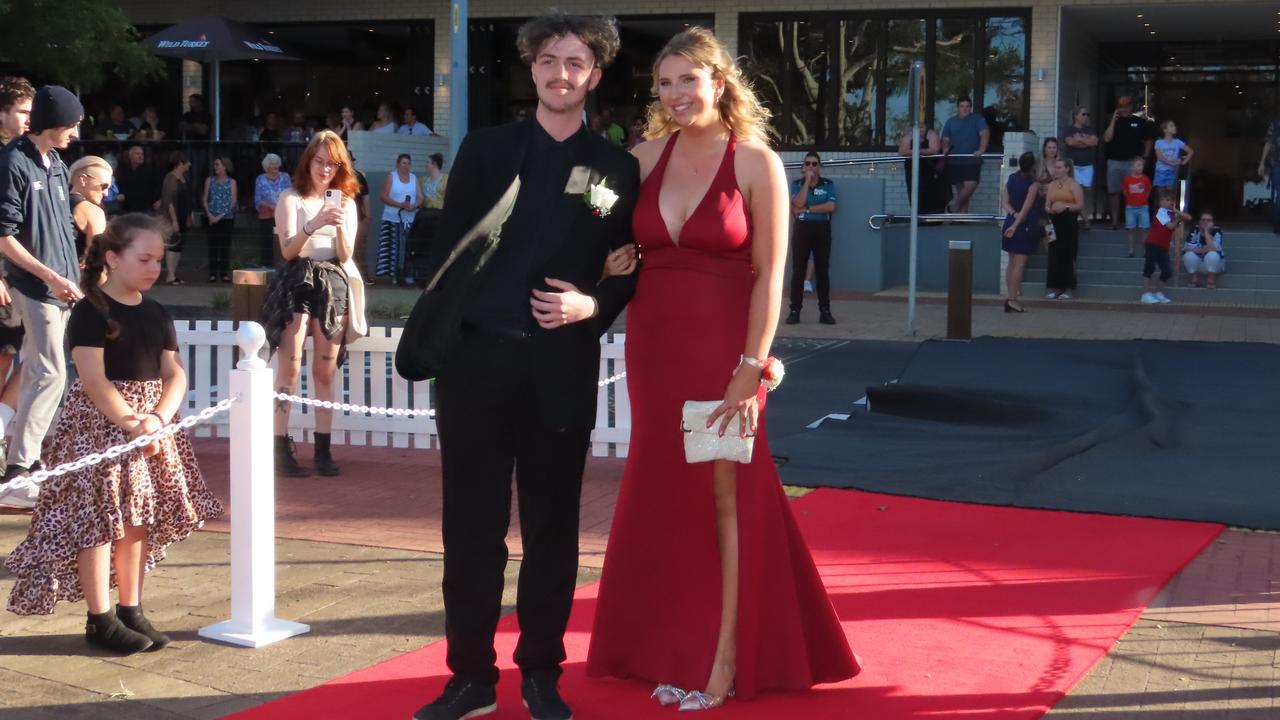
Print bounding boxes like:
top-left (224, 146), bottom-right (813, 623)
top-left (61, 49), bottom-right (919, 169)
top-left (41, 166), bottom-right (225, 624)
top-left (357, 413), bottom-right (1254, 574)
top-left (199, 322), bottom-right (309, 648)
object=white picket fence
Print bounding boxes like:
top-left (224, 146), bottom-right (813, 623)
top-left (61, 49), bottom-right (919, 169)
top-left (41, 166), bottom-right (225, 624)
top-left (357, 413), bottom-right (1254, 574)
top-left (174, 321), bottom-right (632, 457)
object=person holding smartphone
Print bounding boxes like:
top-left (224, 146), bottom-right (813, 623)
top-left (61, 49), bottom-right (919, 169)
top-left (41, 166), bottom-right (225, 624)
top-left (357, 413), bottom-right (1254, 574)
top-left (262, 130), bottom-right (367, 478)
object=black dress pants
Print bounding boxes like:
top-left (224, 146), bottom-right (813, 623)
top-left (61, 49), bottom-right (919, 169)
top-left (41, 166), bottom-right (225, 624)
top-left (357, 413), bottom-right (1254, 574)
top-left (790, 220), bottom-right (832, 313)
top-left (434, 331), bottom-right (591, 686)
top-left (1047, 212), bottom-right (1079, 291)
top-left (206, 217), bottom-right (234, 279)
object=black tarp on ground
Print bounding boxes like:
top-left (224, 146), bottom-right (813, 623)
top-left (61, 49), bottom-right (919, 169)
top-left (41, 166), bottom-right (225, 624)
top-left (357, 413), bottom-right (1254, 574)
top-left (772, 337), bottom-right (1280, 529)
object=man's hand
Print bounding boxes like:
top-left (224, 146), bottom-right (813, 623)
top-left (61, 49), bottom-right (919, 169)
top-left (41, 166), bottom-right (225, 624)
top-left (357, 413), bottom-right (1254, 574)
top-left (531, 278), bottom-right (597, 329)
top-left (0, 280), bottom-right (11, 307)
top-left (48, 274), bottom-right (83, 303)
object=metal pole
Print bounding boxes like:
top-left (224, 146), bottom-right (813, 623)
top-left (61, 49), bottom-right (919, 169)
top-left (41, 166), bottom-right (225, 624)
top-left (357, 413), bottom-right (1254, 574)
top-left (907, 60), bottom-right (924, 336)
top-left (448, 0), bottom-right (468, 163)
top-left (212, 60), bottom-right (221, 142)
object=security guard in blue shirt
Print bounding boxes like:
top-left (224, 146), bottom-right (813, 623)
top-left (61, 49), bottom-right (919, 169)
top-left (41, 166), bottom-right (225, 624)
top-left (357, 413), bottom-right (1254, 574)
top-left (787, 152), bottom-right (838, 324)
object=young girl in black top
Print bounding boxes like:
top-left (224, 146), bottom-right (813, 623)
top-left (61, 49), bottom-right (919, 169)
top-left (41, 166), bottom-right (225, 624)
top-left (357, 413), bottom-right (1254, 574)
top-left (5, 213), bottom-right (223, 654)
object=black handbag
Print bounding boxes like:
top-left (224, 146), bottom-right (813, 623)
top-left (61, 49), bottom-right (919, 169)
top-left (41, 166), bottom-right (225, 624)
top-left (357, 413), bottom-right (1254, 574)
top-left (395, 179), bottom-right (520, 382)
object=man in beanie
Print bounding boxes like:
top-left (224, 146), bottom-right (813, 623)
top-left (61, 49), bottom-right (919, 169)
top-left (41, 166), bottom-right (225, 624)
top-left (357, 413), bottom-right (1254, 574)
top-left (0, 85), bottom-right (85, 508)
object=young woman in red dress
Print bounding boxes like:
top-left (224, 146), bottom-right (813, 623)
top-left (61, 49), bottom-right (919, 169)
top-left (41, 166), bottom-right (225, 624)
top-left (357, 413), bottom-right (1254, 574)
top-left (586, 27), bottom-right (860, 710)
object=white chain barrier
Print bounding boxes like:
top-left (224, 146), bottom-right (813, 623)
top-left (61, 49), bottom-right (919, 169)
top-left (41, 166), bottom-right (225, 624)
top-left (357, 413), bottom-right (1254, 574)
top-left (17, 397), bottom-right (239, 485)
top-left (272, 372), bottom-right (628, 417)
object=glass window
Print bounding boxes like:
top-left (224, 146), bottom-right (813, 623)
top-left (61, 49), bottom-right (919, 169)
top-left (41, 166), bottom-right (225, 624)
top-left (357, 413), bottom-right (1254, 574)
top-left (934, 17), bottom-right (977, 127)
top-left (838, 19), bottom-right (879, 147)
top-left (885, 18), bottom-right (927, 145)
top-left (744, 20), bottom-right (828, 146)
top-left (785, 21), bottom-right (829, 146)
top-left (740, 11), bottom-right (1028, 150)
top-left (744, 20), bottom-right (787, 141)
top-left (984, 16), bottom-right (1028, 145)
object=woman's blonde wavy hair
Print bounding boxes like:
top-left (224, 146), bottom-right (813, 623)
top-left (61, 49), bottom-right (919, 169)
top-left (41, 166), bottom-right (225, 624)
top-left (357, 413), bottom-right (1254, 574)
top-left (643, 27), bottom-right (773, 147)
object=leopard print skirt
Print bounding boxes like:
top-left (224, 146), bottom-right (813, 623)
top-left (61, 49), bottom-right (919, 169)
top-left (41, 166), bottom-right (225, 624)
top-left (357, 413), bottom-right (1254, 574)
top-left (5, 380), bottom-right (224, 615)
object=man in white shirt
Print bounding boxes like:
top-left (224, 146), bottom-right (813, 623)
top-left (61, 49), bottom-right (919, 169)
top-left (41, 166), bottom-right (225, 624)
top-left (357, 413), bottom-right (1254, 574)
top-left (397, 107), bottom-right (432, 136)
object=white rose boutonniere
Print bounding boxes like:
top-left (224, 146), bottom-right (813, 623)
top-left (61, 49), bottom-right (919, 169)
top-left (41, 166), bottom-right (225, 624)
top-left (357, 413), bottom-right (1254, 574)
top-left (585, 178), bottom-right (620, 218)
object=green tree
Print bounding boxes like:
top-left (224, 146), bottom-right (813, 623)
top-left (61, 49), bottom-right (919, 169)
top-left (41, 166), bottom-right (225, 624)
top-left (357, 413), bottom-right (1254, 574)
top-left (0, 0), bottom-right (163, 92)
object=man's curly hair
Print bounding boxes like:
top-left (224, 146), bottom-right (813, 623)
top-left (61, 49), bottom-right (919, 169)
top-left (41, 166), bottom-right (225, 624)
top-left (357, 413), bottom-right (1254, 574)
top-left (517, 13), bottom-right (620, 69)
top-left (0, 76), bottom-right (35, 112)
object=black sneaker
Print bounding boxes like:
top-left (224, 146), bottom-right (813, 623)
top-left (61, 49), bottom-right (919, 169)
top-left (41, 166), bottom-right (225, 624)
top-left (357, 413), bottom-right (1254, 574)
top-left (521, 672), bottom-right (572, 720)
top-left (413, 678), bottom-right (496, 720)
top-left (819, 311), bottom-right (837, 325)
top-left (1, 464), bottom-right (30, 483)
top-left (784, 310), bottom-right (801, 325)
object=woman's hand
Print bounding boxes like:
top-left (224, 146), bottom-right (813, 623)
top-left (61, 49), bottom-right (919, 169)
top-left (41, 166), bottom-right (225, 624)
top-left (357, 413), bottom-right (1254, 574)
top-left (1003, 223), bottom-right (1018, 239)
top-left (602, 244), bottom-right (637, 278)
top-left (316, 204), bottom-right (345, 228)
top-left (708, 365), bottom-right (763, 438)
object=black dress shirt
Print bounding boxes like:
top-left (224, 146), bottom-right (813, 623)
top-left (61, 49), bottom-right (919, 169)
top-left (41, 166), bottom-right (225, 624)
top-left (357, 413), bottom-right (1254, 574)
top-left (464, 121), bottom-right (589, 335)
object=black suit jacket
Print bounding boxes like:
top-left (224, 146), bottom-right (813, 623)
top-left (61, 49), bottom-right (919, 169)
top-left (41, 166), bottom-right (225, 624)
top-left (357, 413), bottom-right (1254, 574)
top-left (396, 118), bottom-right (639, 427)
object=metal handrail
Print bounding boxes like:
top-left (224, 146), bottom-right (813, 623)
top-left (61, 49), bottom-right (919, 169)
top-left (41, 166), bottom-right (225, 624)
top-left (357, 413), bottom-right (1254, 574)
top-left (782, 152), bottom-right (1002, 171)
top-left (868, 213), bottom-right (1004, 230)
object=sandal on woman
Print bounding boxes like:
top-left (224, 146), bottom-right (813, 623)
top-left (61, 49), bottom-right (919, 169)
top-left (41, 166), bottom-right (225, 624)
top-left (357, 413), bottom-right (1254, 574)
top-left (1188, 275), bottom-right (1198, 287)
top-left (652, 684), bottom-right (688, 706)
top-left (678, 685), bottom-right (734, 712)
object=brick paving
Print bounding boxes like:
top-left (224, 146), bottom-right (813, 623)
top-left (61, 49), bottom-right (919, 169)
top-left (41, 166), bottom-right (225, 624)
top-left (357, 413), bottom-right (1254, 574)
top-left (1, 296), bottom-right (1278, 718)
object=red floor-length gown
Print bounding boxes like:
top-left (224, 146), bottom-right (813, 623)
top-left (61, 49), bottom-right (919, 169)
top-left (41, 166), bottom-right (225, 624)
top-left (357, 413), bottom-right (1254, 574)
top-left (586, 132), bottom-right (860, 699)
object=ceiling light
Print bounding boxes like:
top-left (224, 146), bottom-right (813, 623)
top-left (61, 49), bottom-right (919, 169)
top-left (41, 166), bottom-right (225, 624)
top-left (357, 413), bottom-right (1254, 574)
top-left (1149, 31), bottom-right (1156, 35)
top-left (1137, 14), bottom-right (1143, 18)
top-left (1144, 23), bottom-right (1151, 27)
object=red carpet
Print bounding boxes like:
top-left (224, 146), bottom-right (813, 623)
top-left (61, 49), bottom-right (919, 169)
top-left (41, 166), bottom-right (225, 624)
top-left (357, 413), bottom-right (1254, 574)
top-left (229, 489), bottom-right (1221, 720)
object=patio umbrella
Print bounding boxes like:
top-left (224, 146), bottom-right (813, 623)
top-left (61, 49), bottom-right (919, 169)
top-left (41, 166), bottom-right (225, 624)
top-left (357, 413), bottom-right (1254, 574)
top-left (142, 16), bottom-right (299, 141)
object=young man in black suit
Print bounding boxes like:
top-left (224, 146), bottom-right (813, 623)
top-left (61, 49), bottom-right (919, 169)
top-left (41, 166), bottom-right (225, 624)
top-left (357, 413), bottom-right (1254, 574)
top-left (402, 13), bottom-right (639, 720)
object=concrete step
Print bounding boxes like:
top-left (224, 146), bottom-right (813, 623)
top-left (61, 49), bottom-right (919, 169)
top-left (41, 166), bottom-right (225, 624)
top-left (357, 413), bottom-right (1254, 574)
top-left (1077, 230), bottom-right (1280, 249)
top-left (1021, 281), bottom-right (1280, 306)
top-left (1063, 244), bottom-right (1280, 262)
top-left (1026, 256), bottom-right (1280, 274)
top-left (1023, 267), bottom-right (1280, 290)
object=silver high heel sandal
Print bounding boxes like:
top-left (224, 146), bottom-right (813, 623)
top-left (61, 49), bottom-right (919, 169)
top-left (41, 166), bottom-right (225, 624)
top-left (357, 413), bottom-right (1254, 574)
top-left (651, 684), bottom-right (688, 706)
top-left (678, 685), bottom-right (734, 712)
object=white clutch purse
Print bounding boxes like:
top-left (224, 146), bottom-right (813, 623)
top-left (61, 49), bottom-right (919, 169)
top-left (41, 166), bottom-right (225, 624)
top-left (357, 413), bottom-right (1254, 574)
top-left (681, 400), bottom-right (755, 464)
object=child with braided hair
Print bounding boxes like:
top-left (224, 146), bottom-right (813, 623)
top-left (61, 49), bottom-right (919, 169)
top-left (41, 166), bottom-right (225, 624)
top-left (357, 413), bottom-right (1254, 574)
top-left (4, 213), bottom-right (222, 654)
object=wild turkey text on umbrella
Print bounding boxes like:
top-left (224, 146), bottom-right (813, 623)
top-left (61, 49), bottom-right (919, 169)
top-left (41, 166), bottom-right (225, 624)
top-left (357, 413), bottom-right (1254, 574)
top-left (142, 16), bottom-right (301, 141)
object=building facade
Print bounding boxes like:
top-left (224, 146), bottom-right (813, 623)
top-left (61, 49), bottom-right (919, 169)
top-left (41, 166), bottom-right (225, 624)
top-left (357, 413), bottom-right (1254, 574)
top-left (112, 0), bottom-right (1279, 219)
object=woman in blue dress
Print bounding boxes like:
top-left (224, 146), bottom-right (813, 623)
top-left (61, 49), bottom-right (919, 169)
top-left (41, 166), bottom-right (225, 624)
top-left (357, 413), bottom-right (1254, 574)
top-left (1001, 151), bottom-right (1043, 313)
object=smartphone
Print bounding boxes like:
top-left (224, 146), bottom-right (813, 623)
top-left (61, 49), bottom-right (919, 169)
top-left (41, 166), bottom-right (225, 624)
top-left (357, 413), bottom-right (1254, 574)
top-left (324, 189), bottom-right (342, 207)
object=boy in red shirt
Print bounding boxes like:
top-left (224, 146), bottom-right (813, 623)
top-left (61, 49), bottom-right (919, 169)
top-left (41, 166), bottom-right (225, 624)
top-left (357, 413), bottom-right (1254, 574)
top-left (1122, 156), bottom-right (1152, 257)
top-left (1141, 188), bottom-right (1191, 304)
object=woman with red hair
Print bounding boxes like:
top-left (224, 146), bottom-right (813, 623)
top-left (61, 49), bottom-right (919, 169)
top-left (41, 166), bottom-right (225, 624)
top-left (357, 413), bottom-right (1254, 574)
top-left (262, 130), bottom-right (367, 477)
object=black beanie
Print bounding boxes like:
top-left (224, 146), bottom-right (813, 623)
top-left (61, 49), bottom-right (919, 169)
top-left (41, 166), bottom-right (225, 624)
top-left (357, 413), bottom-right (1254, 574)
top-left (29, 85), bottom-right (83, 134)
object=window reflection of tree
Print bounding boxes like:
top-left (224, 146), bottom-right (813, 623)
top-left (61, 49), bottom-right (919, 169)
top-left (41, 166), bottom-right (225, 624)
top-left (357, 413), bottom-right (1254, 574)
top-left (744, 21), bottom-right (825, 146)
top-left (840, 19), bottom-right (878, 146)
top-left (984, 17), bottom-right (1027, 140)
top-left (886, 19), bottom-right (927, 144)
top-left (934, 18), bottom-right (977, 126)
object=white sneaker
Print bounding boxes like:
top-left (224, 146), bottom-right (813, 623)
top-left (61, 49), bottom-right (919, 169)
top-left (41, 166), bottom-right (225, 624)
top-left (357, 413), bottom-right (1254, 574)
top-left (803, 280), bottom-right (814, 294)
top-left (0, 477), bottom-right (38, 509)
top-left (1058, 291), bottom-right (1072, 300)
top-left (1046, 291), bottom-right (1059, 299)
top-left (1140, 292), bottom-right (1160, 305)
top-left (1155, 292), bottom-right (1171, 304)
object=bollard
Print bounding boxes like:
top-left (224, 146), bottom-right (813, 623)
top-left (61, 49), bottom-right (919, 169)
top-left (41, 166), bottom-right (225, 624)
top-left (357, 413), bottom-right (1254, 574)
top-left (946, 240), bottom-right (973, 341)
top-left (198, 322), bottom-right (310, 648)
top-left (231, 268), bottom-right (271, 326)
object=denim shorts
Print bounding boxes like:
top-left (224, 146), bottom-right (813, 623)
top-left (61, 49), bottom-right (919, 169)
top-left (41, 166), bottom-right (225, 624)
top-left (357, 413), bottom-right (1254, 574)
top-left (1125, 206), bottom-right (1150, 230)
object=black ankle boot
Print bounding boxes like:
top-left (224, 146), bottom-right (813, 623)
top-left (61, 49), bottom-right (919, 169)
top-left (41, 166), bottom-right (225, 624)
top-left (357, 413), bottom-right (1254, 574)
top-left (313, 432), bottom-right (341, 476)
top-left (116, 604), bottom-right (170, 650)
top-left (275, 435), bottom-right (309, 477)
top-left (85, 608), bottom-right (152, 654)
